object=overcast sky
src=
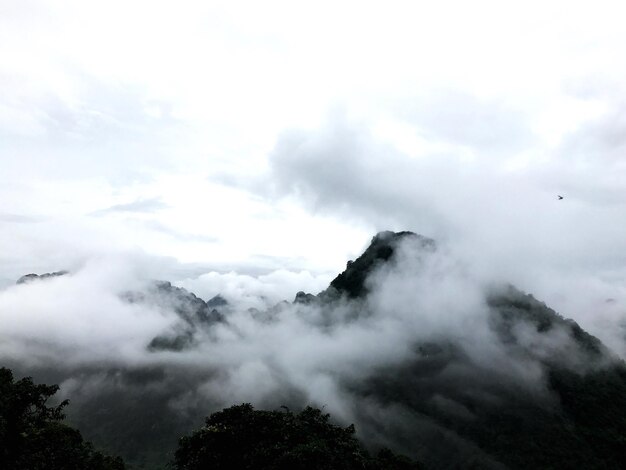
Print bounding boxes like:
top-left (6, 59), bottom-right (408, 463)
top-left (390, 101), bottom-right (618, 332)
top-left (2, 1), bottom-right (626, 340)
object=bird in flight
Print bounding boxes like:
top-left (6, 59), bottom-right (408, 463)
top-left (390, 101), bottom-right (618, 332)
top-left (558, 195), bottom-right (564, 200)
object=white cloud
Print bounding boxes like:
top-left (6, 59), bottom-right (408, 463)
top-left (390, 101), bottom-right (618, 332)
top-left (1, 0), bottom-right (626, 371)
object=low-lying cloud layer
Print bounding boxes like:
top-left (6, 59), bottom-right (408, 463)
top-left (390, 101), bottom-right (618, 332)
top-left (1, 233), bottom-right (621, 467)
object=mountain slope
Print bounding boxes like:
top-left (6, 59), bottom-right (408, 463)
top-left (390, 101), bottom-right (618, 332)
top-left (319, 231), bottom-right (626, 469)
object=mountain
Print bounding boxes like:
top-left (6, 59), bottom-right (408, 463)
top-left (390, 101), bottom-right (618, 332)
top-left (16, 270), bottom-right (68, 284)
top-left (124, 281), bottom-right (226, 352)
top-left (6, 231), bottom-right (626, 469)
top-left (324, 231), bottom-right (435, 299)
top-left (16, 271), bottom-right (228, 352)
top-left (313, 231), bottom-right (626, 468)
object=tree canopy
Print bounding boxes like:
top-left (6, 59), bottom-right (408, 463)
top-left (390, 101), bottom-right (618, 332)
top-left (0, 367), bottom-right (125, 470)
top-left (173, 403), bottom-right (421, 470)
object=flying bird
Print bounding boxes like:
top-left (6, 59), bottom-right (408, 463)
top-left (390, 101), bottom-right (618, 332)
top-left (558, 195), bottom-right (564, 200)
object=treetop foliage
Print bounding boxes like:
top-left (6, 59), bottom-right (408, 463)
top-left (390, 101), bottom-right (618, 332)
top-left (0, 367), bottom-right (125, 470)
top-left (173, 403), bottom-right (421, 470)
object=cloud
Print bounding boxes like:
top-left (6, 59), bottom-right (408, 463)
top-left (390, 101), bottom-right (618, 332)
top-left (178, 268), bottom-right (332, 311)
top-left (0, 261), bottom-right (174, 366)
top-left (395, 90), bottom-right (535, 155)
top-left (0, 213), bottom-right (42, 223)
top-left (0, 233), bottom-right (616, 467)
top-left (264, 111), bottom-right (626, 352)
top-left (3, 0), bottom-right (626, 298)
top-left (90, 197), bottom-right (169, 216)
top-left (139, 220), bottom-right (219, 243)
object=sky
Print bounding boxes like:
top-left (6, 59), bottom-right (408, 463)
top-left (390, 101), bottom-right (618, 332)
top-left (2, 0), bottom-right (626, 344)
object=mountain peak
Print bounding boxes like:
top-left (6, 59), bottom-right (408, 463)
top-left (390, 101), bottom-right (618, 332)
top-left (325, 230), bottom-right (435, 299)
top-left (16, 271), bottom-right (68, 284)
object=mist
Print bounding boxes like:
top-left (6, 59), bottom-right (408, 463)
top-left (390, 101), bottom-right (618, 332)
top-left (0, 232), bottom-right (618, 467)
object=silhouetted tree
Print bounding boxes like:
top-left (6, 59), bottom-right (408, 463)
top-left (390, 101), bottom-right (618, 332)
top-left (0, 367), bottom-right (125, 470)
